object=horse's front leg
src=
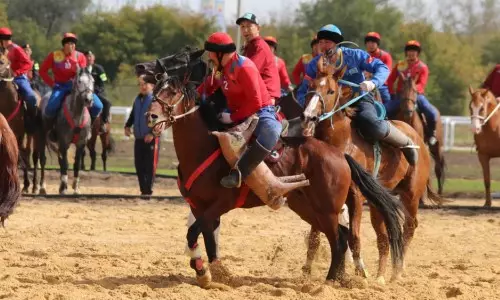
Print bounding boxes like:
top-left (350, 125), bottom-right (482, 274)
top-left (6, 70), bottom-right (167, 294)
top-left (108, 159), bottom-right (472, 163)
top-left (73, 145), bottom-right (85, 194)
top-left (58, 147), bottom-right (69, 194)
top-left (186, 216), bottom-right (212, 288)
top-left (32, 143), bottom-right (40, 194)
top-left (39, 134), bottom-right (47, 195)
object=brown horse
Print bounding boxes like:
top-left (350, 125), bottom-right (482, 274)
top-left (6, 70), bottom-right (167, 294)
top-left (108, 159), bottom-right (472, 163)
top-left (300, 54), bottom-right (443, 284)
top-left (0, 112), bottom-right (21, 225)
top-left (0, 49), bottom-right (47, 195)
top-left (80, 117), bottom-right (115, 171)
top-left (397, 74), bottom-right (446, 195)
top-left (468, 86), bottom-right (500, 207)
top-left (145, 55), bottom-right (406, 287)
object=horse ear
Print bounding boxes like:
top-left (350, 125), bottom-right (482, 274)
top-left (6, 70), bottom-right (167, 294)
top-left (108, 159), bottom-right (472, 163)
top-left (481, 89), bottom-right (489, 97)
top-left (469, 85), bottom-right (475, 95)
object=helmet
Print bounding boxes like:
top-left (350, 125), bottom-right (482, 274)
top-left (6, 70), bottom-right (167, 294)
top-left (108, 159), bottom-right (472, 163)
top-left (62, 32), bottom-right (78, 45)
top-left (236, 12), bottom-right (259, 25)
top-left (310, 35), bottom-right (318, 47)
top-left (404, 40), bottom-right (421, 53)
top-left (204, 32), bottom-right (236, 53)
top-left (0, 27), bottom-right (12, 40)
top-left (317, 24), bottom-right (344, 44)
top-left (263, 36), bottom-right (278, 49)
top-left (365, 32), bottom-right (381, 45)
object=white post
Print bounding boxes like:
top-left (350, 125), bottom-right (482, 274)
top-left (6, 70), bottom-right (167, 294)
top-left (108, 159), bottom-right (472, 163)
top-left (235, 0), bottom-right (242, 53)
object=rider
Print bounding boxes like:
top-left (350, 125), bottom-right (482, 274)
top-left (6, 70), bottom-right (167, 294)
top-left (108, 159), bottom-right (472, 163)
top-left (0, 28), bottom-right (38, 119)
top-left (39, 33), bottom-right (103, 141)
top-left (84, 50), bottom-right (109, 134)
top-left (291, 35), bottom-right (319, 85)
top-left (296, 24), bottom-right (418, 165)
top-left (386, 40), bottom-right (438, 145)
top-left (21, 44), bottom-right (40, 84)
top-left (482, 63), bottom-right (500, 97)
top-left (237, 13), bottom-right (281, 103)
top-left (197, 32), bottom-right (282, 191)
top-left (364, 32), bottom-right (392, 105)
top-left (263, 36), bottom-right (294, 95)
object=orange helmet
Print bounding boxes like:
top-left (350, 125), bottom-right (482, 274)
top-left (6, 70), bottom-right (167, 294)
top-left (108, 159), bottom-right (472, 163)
top-left (365, 32), bottom-right (381, 44)
top-left (405, 40), bottom-right (421, 52)
top-left (62, 32), bottom-right (78, 45)
top-left (263, 36), bottom-right (278, 49)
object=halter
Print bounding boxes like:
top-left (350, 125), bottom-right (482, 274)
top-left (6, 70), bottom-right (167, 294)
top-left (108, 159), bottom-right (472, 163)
top-left (471, 92), bottom-right (500, 126)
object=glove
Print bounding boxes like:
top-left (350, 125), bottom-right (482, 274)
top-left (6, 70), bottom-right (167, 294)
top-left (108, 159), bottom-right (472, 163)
top-left (218, 112), bottom-right (232, 124)
top-left (360, 80), bottom-right (376, 92)
top-left (288, 85), bottom-right (295, 92)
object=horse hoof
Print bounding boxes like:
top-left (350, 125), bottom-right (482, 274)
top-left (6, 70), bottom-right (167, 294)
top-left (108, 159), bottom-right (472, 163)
top-left (209, 260), bottom-right (232, 285)
top-left (32, 186), bottom-right (39, 195)
top-left (22, 187), bottom-right (29, 194)
top-left (355, 268), bottom-right (370, 279)
top-left (390, 273), bottom-right (403, 282)
top-left (302, 265), bottom-right (312, 275)
top-left (73, 190), bottom-right (80, 195)
top-left (375, 276), bottom-right (386, 285)
top-left (196, 268), bottom-right (212, 288)
top-left (39, 188), bottom-right (47, 195)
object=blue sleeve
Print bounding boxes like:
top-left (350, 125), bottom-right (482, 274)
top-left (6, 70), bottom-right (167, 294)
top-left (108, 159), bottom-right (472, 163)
top-left (296, 56), bottom-right (319, 106)
top-left (353, 49), bottom-right (390, 88)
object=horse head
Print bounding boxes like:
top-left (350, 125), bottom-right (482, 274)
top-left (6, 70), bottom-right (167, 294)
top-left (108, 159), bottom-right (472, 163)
top-left (469, 85), bottom-right (497, 134)
top-left (300, 52), bottom-right (343, 136)
top-left (72, 67), bottom-right (95, 109)
top-left (399, 72), bottom-right (418, 119)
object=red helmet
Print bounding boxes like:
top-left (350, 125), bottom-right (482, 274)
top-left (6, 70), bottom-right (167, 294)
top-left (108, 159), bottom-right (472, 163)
top-left (62, 32), bottom-right (78, 45)
top-left (263, 36), bottom-right (278, 48)
top-left (405, 40), bottom-right (421, 52)
top-left (0, 27), bottom-right (12, 40)
top-left (204, 32), bottom-right (236, 53)
top-left (365, 32), bottom-right (381, 44)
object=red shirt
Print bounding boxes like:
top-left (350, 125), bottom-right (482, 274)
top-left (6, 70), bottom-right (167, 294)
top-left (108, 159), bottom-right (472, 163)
top-left (40, 50), bottom-right (87, 87)
top-left (482, 64), bottom-right (500, 97)
top-left (7, 43), bottom-right (32, 77)
top-left (291, 54), bottom-right (313, 85)
top-left (242, 36), bottom-right (281, 99)
top-left (369, 49), bottom-right (392, 70)
top-left (387, 59), bottom-right (429, 94)
top-left (197, 54), bottom-right (272, 123)
top-left (275, 56), bottom-right (291, 88)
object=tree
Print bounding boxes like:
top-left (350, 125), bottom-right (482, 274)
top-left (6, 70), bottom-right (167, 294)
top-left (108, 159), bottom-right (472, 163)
top-left (0, 0), bottom-right (8, 26)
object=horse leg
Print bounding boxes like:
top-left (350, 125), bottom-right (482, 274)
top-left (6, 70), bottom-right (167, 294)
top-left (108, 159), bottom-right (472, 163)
top-left (186, 217), bottom-right (212, 288)
top-left (31, 144), bottom-right (40, 194)
top-left (324, 213), bottom-right (348, 283)
top-left (89, 147), bottom-right (97, 171)
top-left (346, 188), bottom-right (368, 278)
top-left (369, 204), bottom-right (390, 285)
top-left (430, 144), bottom-right (445, 195)
top-left (21, 143), bottom-right (30, 193)
top-left (302, 226), bottom-right (320, 275)
top-left (58, 148), bottom-right (69, 194)
top-left (81, 148), bottom-right (87, 171)
top-left (73, 146), bottom-right (84, 194)
top-left (101, 134), bottom-right (108, 172)
top-left (478, 153), bottom-right (491, 207)
top-left (39, 136), bottom-right (47, 195)
top-left (397, 192), bottom-right (419, 281)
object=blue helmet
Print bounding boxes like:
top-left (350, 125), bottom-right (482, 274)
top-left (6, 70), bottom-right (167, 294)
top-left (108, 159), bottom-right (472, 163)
top-left (317, 24), bottom-right (344, 44)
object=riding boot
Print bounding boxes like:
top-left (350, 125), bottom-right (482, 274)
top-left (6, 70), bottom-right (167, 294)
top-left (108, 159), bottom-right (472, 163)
top-left (382, 122), bottom-right (418, 166)
top-left (220, 140), bottom-right (271, 188)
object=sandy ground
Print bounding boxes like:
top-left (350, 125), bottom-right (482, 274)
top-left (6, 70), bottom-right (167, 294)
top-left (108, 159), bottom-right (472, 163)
top-left (0, 195), bottom-right (498, 300)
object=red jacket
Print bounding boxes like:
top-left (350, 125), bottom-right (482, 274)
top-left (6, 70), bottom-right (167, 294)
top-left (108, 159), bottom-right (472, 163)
top-left (369, 49), bottom-right (392, 70)
top-left (242, 36), bottom-right (281, 99)
top-left (387, 59), bottom-right (429, 94)
top-left (482, 64), bottom-right (500, 97)
top-left (292, 54), bottom-right (313, 85)
top-left (197, 54), bottom-right (272, 123)
top-left (7, 43), bottom-right (32, 77)
top-left (275, 56), bottom-right (291, 88)
top-left (40, 50), bottom-right (87, 87)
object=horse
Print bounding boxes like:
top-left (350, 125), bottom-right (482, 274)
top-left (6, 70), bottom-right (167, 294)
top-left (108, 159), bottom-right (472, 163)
top-left (0, 112), bottom-right (21, 225)
top-left (41, 68), bottom-right (94, 194)
top-left (0, 48), bottom-right (47, 195)
top-left (397, 74), bottom-right (446, 195)
top-left (299, 53), bottom-right (444, 284)
top-left (79, 116), bottom-right (115, 171)
top-left (468, 86), bottom-right (500, 207)
top-left (144, 51), bottom-right (406, 287)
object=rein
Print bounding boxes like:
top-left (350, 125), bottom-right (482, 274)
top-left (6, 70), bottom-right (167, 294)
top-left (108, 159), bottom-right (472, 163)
top-left (317, 79), bottom-right (370, 122)
top-left (471, 96), bottom-right (500, 126)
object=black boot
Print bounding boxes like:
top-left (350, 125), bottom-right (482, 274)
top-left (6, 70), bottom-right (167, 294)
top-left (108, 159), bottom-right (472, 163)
top-left (382, 122), bottom-right (419, 166)
top-left (220, 140), bottom-right (271, 188)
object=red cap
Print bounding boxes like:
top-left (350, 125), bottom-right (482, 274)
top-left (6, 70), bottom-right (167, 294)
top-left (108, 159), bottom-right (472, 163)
top-left (263, 36), bottom-right (278, 45)
top-left (0, 27), bottom-right (12, 36)
top-left (365, 32), bottom-right (381, 40)
top-left (405, 40), bottom-right (421, 48)
top-left (204, 32), bottom-right (236, 53)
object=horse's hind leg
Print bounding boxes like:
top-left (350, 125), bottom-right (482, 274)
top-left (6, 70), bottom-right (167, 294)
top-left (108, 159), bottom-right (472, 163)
top-left (302, 226), bottom-right (320, 275)
top-left (31, 144), bottom-right (40, 194)
top-left (39, 136), bottom-right (47, 195)
top-left (398, 192), bottom-right (419, 279)
top-left (73, 146), bottom-right (85, 194)
top-left (323, 213), bottom-right (348, 282)
top-left (100, 134), bottom-right (108, 171)
top-left (347, 187), bottom-right (368, 278)
top-left (369, 204), bottom-right (390, 285)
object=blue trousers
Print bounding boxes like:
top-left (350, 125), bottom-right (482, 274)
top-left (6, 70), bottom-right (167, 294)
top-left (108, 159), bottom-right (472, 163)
top-left (45, 81), bottom-right (103, 118)
top-left (353, 96), bottom-right (389, 141)
top-left (377, 84), bottom-right (391, 104)
top-left (385, 94), bottom-right (437, 132)
top-left (14, 75), bottom-right (37, 108)
top-left (254, 105), bottom-right (282, 151)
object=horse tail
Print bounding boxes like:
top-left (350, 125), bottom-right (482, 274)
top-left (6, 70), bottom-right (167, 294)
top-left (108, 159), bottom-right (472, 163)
top-left (426, 182), bottom-right (448, 206)
top-left (344, 153), bottom-right (405, 269)
top-left (0, 114), bottom-right (21, 226)
top-left (106, 134), bottom-right (116, 154)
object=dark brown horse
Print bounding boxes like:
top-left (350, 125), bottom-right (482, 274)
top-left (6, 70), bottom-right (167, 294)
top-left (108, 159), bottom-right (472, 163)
top-left (0, 112), bottom-right (21, 225)
top-left (145, 53), bottom-right (406, 287)
top-left (468, 86), bottom-right (500, 207)
top-left (300, 55), bottom-right (443, 284)
top-left (398, 74), bottom-right (446, 195)
top-left (0, 49), bottom-right (47, 195)
top-left (80, 116), bottom-right (115, 171)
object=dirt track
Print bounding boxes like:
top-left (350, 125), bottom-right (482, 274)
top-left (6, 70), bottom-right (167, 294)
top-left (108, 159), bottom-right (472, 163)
top-left (1, 195), bottom-right (499, 300)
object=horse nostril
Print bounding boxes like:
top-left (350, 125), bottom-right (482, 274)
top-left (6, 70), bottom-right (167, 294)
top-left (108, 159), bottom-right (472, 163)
top-left (311, 116), bottom-right (318, 122)
top-left (300, 114), bottom-right (305, 121)
top-left (151, 114), bottom-right (158, 120)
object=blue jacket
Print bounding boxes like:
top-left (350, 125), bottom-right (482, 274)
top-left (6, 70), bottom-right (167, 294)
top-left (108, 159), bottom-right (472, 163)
top-left (296, 47), bottom-right (390, 106)
top-left (125, 92), bottom-right (154, 139)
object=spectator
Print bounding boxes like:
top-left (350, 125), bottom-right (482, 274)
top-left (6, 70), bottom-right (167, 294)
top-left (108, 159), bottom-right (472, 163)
top-left (124, 75), bottom-right (159, 198)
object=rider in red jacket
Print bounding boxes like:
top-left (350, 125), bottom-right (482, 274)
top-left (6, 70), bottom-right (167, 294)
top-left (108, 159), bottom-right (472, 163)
top-left (291, 35), bottom-right (319, 85)
top-left (197, 32), bottom-right (282, 192)
top-left (364, 32), bottom-right (392, 104)
top-left (482, 64), bottom-right (500, 97)
top-left (263, 36), bottom-right (293, 95)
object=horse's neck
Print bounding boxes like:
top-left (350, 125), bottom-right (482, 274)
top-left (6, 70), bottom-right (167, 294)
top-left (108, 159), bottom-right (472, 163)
top-left (318, 113), bottom-right (352, 148)
top-left (0, 82), bottom-right (19, 113)
top-left (485, 99), bottom-right (500, 131)
top-left (172, 109), bottom-right (220, 175)
top-left (66, 91), bottom-right (86, 121)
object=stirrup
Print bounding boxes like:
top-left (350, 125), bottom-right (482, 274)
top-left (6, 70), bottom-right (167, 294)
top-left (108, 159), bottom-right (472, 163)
top-left (220, 168), bottom-right (242, 188)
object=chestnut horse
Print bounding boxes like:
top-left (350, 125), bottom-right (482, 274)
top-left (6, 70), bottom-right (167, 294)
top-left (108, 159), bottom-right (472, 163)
top-left (145, 50), bottom-right (406, 287)
top-left (300, 54), bottom-right (443, 284)
top-left (397, 74), bottom-right (446, 194)
top-left (0, 112), bottom-right (21, 225)
top-left (468, 86), bottom-right (500, 207)
top-left (0, 49), bottom-right (47, 195)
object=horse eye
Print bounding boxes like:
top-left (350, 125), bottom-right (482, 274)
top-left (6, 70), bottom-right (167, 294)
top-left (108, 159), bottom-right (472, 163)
top-left (327, 89), bottom-right (335, 95)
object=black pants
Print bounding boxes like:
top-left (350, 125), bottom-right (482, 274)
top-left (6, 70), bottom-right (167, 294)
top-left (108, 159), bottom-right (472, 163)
top-left (134, 138), bottom-right (159, 195)
top-left (99, 95), bottom-right (112, 123)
